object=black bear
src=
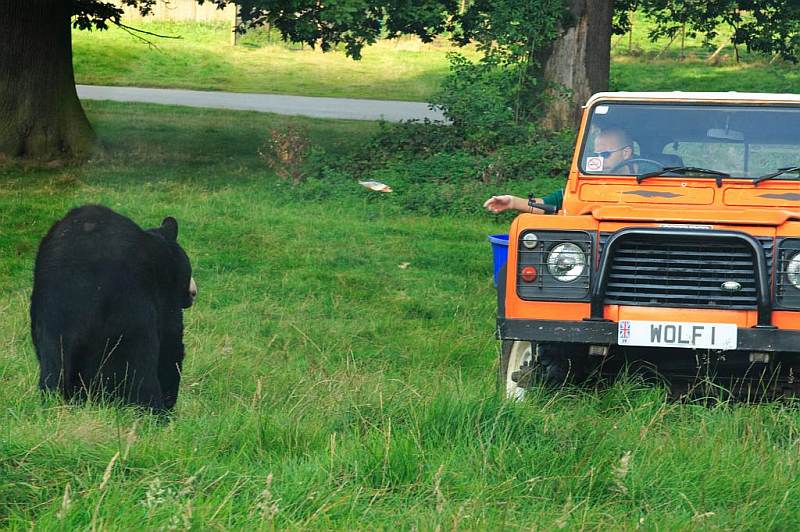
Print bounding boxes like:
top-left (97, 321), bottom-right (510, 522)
top-left (31, 205), bottom-right (196, 412)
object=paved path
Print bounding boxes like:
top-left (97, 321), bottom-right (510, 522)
top-left (76, 85), bottom-right (445, 122)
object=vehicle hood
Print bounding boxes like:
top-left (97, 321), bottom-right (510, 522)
top-left (589, 205), bottom-right (800, 226)
top-left (578, 182), bottom-right (800, 225)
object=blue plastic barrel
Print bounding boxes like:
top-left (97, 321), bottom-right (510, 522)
top-left (487, 234), bottom-right (509, 287)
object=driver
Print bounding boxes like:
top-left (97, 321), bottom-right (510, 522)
top-left (483, 128), bottom-right (637, 215)
top-left (592, 127), bottom-right (636, 174)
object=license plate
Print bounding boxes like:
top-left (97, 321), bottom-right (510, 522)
top-left (617, 320), bottom-right (737, 350)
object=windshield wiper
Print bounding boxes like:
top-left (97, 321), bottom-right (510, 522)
top-left (753, 166), bottom-right (800, 186)
top-left (637, 166), bottom-right (731, 187)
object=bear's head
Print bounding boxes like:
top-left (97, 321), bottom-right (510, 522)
top-left (148, 217), bottom-right (196, 309)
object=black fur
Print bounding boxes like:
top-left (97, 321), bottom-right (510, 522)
top-left (30, 205), bottom-right (194, 412)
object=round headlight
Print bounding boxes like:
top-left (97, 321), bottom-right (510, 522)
top-left (787, 252), bottom-right (800, 288)
top-left (547, 243), bottom-right (586, 282)
top-left (522, 232), bottom-right (538, 249)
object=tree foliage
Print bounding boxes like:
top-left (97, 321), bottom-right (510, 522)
top-left (77, 0), bottom-right (800, 63)
top-left (235, 0), bottom-right (460, 58)
top-left (71, 0), bottom-right (460, 59)
top-left (614, 0), bottom-right (800, 62)
top-left (441, 0), bottom-right (569, 126)
top-left (452, 0), bottom-right (570, 62)
top-left (72, 0), bottom-right (158, 30)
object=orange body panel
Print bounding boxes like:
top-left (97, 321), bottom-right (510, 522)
top-left (579, 183), bottom-right (715, 205)
top-left (608, 306), bottom-right (758, 327)
top-left (724, 187), bottom-right (800, 207)
top-left (777, 222), bottom-right (800, 237)
top-left (773, 311), bottom-right (800, 328)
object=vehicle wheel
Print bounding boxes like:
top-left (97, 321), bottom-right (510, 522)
top-left (500, 341), bottom-right (590, 400)
top-left (500, 340), bottom-right (535, 400)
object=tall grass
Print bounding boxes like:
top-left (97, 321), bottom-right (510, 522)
top-left (2, 102), bottom-right (800, 528)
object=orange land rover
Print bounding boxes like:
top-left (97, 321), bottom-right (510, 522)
top-left (498, 91), bottom-right (800, 399)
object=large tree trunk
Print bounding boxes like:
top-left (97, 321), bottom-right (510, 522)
top-left (539, 0), bottom-right (614, 130)
top-left (0, 0), bottom-right (95, 162)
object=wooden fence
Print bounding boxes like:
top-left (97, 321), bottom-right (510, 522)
top-left (114, 0), bottom-right (236, 23)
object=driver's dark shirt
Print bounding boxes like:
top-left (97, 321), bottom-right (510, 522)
top-left (540, 189), bottom-right (563, 210)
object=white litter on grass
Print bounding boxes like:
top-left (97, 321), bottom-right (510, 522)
top-left (359, 180), bottom-right (393, 193)
top-left (398, 262), bottom-right (411, 269)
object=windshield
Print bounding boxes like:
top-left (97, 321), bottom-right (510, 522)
top-left (579, 102), bottom-right (800, 179)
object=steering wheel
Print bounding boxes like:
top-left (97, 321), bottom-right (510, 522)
top-left (608, 158), bottom-right (664, 174)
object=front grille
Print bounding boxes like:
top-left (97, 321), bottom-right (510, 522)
top-left (601, 234), bottom-right (763, 309)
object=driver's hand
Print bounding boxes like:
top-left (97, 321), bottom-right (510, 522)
top-left (483, 195), bottom-right (514, 213)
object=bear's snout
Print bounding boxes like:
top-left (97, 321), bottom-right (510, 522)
top-left (189, 277), bottom-right (197, 302)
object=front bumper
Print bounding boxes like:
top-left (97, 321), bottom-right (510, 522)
top-left (498, 318), bottom-right (800, 352)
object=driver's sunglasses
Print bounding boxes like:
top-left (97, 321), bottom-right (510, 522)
top-left (594, 145), bottom-right (630, 158)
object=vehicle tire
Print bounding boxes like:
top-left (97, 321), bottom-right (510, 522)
top-left (500, 340), bottom-right (535, 400)
top-left (500, 341), bottom-right (591, 400)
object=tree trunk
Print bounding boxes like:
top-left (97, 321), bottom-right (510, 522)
top-left (0, 0), bottom-right (95, 162)
top-left (539, 0), bottom-right (614, 130)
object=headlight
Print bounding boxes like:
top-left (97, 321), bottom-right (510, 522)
top-left (547, 243), bottom-right (586, 282)
top-left (787, 251), bottom-right (800, 288)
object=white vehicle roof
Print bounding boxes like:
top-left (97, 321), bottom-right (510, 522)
top-left (585, 91), bottom-right (800, 108)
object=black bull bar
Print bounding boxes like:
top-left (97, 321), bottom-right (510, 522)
top-left (592, 228), bottom-right (772, 326)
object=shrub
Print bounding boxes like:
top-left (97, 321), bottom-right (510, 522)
top-left (480, 128), bottom-right (575, 182)
top-left (258, 126), bottom-right (324, 184)
top-left (364, 120), bottom-right (464, 161)
top-left (430, 54), bottom-right (527, 152)
top-left (306, 0), bottom-right (576, 215)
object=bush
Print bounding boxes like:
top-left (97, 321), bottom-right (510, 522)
top-left (300, 1), bottom-right (576, 216)
top-left (430, 54), bottom-right (527, 151)
top-left (297, 122), bottom-right (572, 217)
top-left (480, 128), bottom-right (575, 182)
top-left (258, 126), bottom-right (325, 184)
top-left (356, 119), bottom-right (572, 182)
top-left (363, 120), bottom-right (464, 161)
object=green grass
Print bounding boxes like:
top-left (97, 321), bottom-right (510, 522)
top-left (72, 18), bottom-right (800, 101)
top-left (609, 12), bottom-right (800, 93)
top-left (611, 59), bottom-right (800, 93)
top-left (3, 102), bottom-right (800, 528)
top-left (72, 22), bottom-right (476, 101)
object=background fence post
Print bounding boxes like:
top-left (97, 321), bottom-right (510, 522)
top-left (231, 5), bottom-right (240, 46)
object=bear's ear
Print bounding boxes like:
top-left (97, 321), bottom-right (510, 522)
top-left (159, 217), bottom-right (179, 241)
